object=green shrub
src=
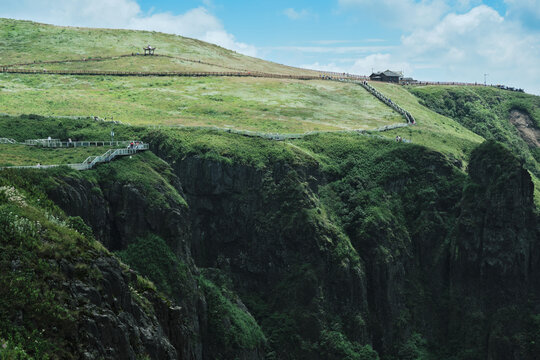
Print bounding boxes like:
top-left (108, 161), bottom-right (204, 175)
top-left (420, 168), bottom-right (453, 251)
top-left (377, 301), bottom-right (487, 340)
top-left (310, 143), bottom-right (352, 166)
top-left (199, 276), bottom-right (266, 357)
top-left (116, 234), bottom-right (191, 301)
top-left (319, 330), bottom-right (379, 360)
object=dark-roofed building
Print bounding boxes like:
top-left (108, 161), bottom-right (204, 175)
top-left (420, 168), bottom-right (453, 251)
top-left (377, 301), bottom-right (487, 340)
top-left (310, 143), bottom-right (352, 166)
top-left (370, 70), bottom-right (403, 83)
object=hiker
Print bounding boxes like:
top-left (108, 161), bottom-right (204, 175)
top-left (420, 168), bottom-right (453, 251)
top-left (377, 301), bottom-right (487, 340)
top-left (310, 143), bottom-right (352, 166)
top-left (68, 138), bottom-right (72, 147)
top-left (36, 163), bottom-right (41, 168)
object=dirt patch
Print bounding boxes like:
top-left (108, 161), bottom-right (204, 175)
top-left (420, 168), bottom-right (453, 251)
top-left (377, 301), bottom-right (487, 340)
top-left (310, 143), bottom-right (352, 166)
top-left (509, 109), bottom-right (540, 147)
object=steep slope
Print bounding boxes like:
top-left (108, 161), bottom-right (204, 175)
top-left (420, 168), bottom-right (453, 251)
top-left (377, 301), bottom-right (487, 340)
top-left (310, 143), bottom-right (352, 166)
top-left (0, 168), bottom-right (197, 359)
top-left (2, 115), bottom-right (538, 359)
top-left (0, 147), bottom-right (267, 360)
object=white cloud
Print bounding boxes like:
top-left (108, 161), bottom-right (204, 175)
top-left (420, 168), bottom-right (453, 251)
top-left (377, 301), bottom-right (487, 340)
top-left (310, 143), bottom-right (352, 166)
top-left (300, 62), bottom-right (346, 73)
top-left (299, 5), bottom-right (540, 94)
top-left (350, 53), bottom-right (412, 75)
top-left (401, 5), bottom-right (540, 92)
top-left (401, 6), bottom-right (504, 55)
top-left (338, 0), bottom-right (449, 30)
top-left (504, 0), bottom-right (540, 21)
top-left (302, 53), bottom-right (411, 75)
top-left (0, 0), bottom-right (257, 56)
top-left (310, 40), bottom-right (353, 45)
top-left (283, 8), bottom-right (312, 20)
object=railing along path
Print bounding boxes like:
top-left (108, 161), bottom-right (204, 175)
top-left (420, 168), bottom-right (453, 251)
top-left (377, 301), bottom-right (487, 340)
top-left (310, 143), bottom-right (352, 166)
top-left (0, 141), bottom-right (148, 171)
top-left (24, 139), bottom-right (141, 148)
top-left (336, 79), bottom-right (416, 125)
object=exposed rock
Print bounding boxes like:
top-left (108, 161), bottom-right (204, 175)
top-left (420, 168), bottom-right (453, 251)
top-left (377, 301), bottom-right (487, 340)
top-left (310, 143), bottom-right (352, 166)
top-left (509, 109), bottom-right (540, 148)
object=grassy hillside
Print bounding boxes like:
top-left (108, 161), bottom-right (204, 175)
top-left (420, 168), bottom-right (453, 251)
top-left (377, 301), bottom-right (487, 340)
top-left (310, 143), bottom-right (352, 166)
top-left (0, 74), bottom-right (403, 132)
top-left (0, 18), bottom-right (318, 76)
top-left (368, 82), bottom-right (484, 163)
top-left (17, 55), bottom-right (229, 73)
top-left (408, 85), bottom-right (540, 177)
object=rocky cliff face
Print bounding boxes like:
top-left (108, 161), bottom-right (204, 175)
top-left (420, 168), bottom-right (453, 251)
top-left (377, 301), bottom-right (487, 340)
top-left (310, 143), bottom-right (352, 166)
top-left (448, 141), bottom-right (540, 359)
top-left (37, 135), bottom-right (539, 360)
top-left (454, 140), bottom-right (537, 285)
top-left (45, 153), bottom-right (266, 360)
top-left (171, 155), bottom-right (370, 359)
top-left (67, 256), bottom-right (187, 360)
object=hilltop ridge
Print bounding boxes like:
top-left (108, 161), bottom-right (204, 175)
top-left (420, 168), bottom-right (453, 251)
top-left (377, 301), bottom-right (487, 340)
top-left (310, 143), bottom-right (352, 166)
top-left (0, 18), bottom-right (319, 75)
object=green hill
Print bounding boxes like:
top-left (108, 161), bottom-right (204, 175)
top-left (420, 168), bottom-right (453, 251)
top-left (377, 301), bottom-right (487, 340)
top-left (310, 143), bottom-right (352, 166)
top-left (0, 19), bottom-right (416, 133)
top-left (0, 18), bottom-right (318, 75)
top-left (408, 85), bottom-right (540, 177)
top-left (0, 74), bottom-right (404, 132)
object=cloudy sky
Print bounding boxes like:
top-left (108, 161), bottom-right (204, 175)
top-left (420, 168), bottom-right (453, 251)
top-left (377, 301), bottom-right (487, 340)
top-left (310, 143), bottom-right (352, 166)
top-left (2, 0), bottom-right (540, 94)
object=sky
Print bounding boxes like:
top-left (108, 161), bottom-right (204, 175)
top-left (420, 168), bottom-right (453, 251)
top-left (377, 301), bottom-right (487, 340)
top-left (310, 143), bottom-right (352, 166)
top-left (2, 0), bottom-right (540, 94)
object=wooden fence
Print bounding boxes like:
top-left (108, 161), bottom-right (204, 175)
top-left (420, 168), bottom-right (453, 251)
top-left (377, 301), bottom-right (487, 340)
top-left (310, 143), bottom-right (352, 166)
top-left (0, 67), bottom-right (326, 80)
top-left (24, 139), bottom-right (141, 148)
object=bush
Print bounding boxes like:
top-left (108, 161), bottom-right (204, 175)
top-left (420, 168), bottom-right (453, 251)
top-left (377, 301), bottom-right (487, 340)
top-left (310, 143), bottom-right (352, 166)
top-left (319, 330), bottom-right (379, 360)
top-left (116, 234), bottom-right (191, 301)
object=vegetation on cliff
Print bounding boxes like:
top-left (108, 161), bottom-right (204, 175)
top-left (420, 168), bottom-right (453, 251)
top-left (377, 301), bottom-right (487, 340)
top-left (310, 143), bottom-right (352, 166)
top-left (409, 85), bottom-right (540, 177)
top-left (0, 112), bottom-right (539, 359)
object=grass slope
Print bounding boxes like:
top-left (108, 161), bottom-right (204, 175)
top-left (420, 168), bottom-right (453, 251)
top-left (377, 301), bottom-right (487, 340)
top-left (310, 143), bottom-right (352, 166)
top-left (369, 82), bottom-right (484, 164)
top-left (0, 75), bottom-right (402, 132)
top-left (408, 85), bottom-right (540, 177)
top-left (18, 55), bottom-right (230, 73)
top-left (0, 18), bottom-right (318, 76)
top-left (0, 19), bottom-right (407, 133)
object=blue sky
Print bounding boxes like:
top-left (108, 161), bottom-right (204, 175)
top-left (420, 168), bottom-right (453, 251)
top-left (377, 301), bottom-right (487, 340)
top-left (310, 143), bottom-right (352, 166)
top-left (2, 0), bottom-right (540, 94)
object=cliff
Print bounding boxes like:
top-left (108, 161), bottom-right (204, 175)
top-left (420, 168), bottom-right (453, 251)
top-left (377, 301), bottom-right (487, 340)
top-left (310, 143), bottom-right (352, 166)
top-left (1, 124), bottom-right (539, 360)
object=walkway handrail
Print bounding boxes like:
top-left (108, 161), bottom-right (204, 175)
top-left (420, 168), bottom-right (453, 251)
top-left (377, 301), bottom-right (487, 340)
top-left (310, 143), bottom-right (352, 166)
top-left (24, 139), bottom-right (142, 148)
top-left (0, 143), bottom-right (149, 171)
top-left (336, 79), bottom-right (416, 125)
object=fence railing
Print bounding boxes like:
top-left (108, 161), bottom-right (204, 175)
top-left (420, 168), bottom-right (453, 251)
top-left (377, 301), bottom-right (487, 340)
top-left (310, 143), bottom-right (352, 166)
top-left (0, 138), bottom-right (17, 144)
top-left (337, 79), bottom-right (416, 125)
top-left (0, 53), bottom-right (367, 80)
top-left (24, 139), bottom-right (141, 148)
top-left (1, 54), bottom-right (524, 92)
top-left (0, 144), bottom-right (148, 171)
top-left (1, 67), bottom-right (328, 80)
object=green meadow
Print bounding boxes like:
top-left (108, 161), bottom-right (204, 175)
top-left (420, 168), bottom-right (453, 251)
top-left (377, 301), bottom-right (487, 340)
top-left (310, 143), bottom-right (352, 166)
top-left (0, 74), bottom-right (403, 132)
